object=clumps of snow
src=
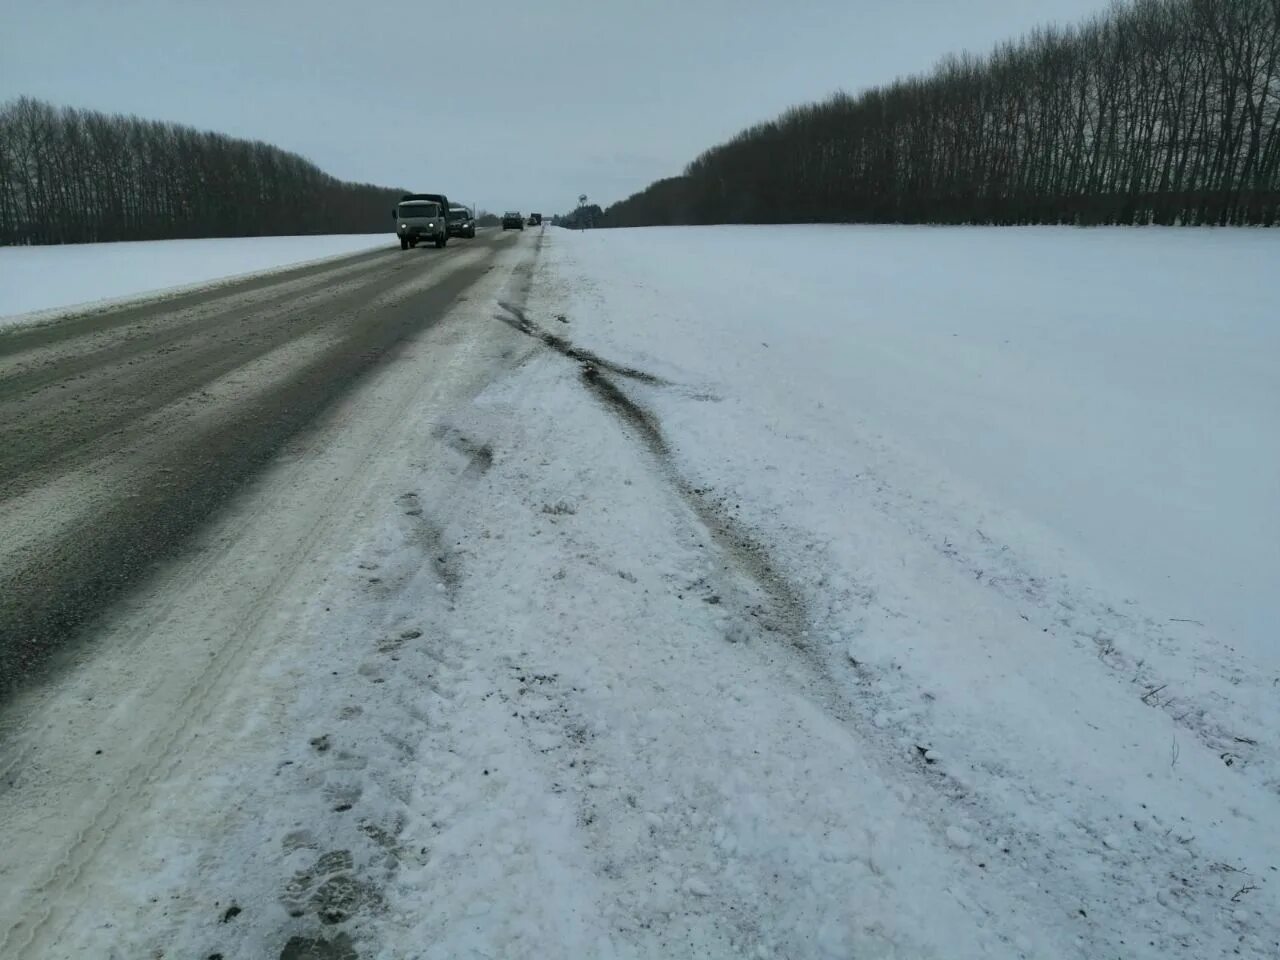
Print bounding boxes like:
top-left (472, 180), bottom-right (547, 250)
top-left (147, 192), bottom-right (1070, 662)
top-left (684, 876), bottom-right (712, 897)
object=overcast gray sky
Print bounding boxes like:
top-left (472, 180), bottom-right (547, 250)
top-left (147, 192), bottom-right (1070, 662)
top-left (2, 0), bottom-right (1109, 215)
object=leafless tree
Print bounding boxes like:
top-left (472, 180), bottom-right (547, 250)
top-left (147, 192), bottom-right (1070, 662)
top-left (602, 0), bottom-right (1279, 227)
top-left (0, 97), bottom-right (406, 245)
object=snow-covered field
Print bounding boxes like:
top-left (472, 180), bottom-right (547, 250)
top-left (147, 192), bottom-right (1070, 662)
top-left (0, 233), bottom-right (389, 326)
top-left (3, 225), bottom-right (1276, 959)
top-left (559, 225), bottom-right (1278, 666)
top-left (481, 225), bottom-right (1279, 957)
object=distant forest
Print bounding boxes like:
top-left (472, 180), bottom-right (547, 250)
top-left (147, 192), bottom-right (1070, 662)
top-left (0, 97), bottom-right (405, 245)
top-left (601, 0), bottom-right (1280, 227)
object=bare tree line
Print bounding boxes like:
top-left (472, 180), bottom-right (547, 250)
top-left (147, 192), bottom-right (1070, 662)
top-left (602, 0), bottom-right (1280, 227)
top-left (0, 97), bottom-right (405, 245)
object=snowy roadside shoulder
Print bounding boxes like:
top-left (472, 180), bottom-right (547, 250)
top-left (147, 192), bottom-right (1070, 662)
top-left (121, 239), bottom-right (1070, 959)
top-left (365, 299), bottom-right (1060, 959)
top-left (0, 233), bottom-right (390, 329)
top-left (488, 228), bottom-right (1280, 959)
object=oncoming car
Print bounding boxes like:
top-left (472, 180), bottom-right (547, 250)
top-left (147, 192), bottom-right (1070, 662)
top-left (447, 205), bottom-right (476, 239)
top-left (393, 193), bottom-right (450, 249)
top-left (501, 211), bottom-right (524, 231)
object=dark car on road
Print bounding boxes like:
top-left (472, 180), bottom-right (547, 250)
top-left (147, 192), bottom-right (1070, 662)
top-left (447, 205), bottom-right (476, 239)
top-left (529, 213), bottom-right (542, 226)
top-left (502, 212), bottom-right (524, 231)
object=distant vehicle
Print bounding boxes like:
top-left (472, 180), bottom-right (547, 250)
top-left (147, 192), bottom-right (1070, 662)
top-left (502, 211), bottom-right (524, 231)
top-left (447, 205), bottom-right (476, 239)
top-left (393, 193), bottom-right (449, 249)
top-left (529, 213), bottom-right (542, 226)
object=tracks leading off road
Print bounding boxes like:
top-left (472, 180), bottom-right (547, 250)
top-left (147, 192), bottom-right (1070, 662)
top-left (0, 232), bottom-right (511, 697)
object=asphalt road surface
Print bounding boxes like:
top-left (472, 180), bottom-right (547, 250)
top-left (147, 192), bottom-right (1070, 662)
top-left (0, 231), bottom-right (512, 698)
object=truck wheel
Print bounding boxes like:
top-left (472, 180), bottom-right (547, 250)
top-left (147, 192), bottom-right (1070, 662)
top-left (435, 234), bottom-right (447, 249)
top-left (400, 238), bottom-right (409, 250)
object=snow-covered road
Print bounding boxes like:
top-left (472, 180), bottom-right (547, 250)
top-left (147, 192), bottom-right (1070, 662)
top-left (1, 225), bottom-right (1275, 959)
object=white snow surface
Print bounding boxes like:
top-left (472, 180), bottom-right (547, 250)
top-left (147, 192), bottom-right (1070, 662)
top-left (3, 225), bottom-right (1277, 959)
top-left (487, 225), bottom-right (1279, 957)
top-left (0, 233), bottom-right (388, 325)
top-left (555, 225), bottom-right (1278, 665)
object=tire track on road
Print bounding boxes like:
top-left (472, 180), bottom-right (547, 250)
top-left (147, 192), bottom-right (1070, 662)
top-left (0, 245), bottom-right (393, 367)
top-left (0, 237), bottom-right (504, 700)
top-left (0, 232), bottom-right (527, 957)
top-left (0, 249), bottom-right (436, 490)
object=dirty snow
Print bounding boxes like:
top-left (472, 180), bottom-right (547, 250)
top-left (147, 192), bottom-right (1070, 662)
top-left (2, 225), bottom-right (1277, 959)
top-left (0, 233), bottom-right (390, 326)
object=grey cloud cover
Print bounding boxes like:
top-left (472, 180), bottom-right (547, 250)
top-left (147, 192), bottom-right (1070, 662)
top-left (2, 0), bottom-right (1108, 214)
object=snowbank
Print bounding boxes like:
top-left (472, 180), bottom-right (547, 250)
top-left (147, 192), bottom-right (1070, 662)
top-left (0, 234), bottom-right (390, 326)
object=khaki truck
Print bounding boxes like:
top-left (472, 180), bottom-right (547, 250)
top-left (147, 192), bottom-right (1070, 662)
top-left (393, 193), bottom-right (450, 249)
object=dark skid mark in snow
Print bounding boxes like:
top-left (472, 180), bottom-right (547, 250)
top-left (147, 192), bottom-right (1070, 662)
top-left (461, 443), bottom-right (494, 478)
top-left (278, 931), bottom-right (359, 960)
top-left (396, 492), bottom-right (459, 597)
top-left (494, 302), bottom-right (670, 386)
top-left (576, 364), bottom-right (808, 642)
top-left (431, 424), bottom-right (494, 477)
top-left (494, 295), bottom-right (805, 642)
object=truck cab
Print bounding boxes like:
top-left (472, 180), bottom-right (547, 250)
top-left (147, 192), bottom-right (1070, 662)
top-left (393, 193), bottom-right (450, 249)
